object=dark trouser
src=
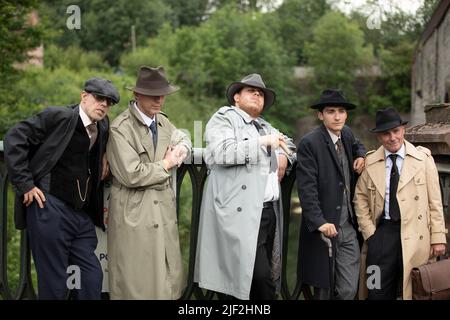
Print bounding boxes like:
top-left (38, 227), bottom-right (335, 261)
top-left (314, 220), bottom-right (360, 300)
top-left (366, 219), bottom-right (403, 300)
top-left (27, 194), bottom-right (102, 300)
top-left (250, 204), bottom-right (276, 300)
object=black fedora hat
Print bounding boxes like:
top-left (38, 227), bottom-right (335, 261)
top-left (310, 89), bottom-right (356, 110)
top-left (370, 107), bottom-right (408, 133)
top-left (226, 73), bottom-right (276, 110)
top-left (127, 66), bottom-right (179, 96)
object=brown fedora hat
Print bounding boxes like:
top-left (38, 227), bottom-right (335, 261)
top-left (127, 66), bottom-right (180, 96)
top-left (226, 73), bottom-right (276, 110)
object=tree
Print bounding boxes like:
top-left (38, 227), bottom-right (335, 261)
top-left (274, 0), bottom-right (330, 64)
top-left (0, 0), bottom-right (43, 78)
top-left (38, 0), bottom-right (172, 66)
top-left (305, 11), bottom-right (374, 103)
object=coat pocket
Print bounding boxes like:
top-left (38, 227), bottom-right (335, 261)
top-left (123, 189), bottom-right (145, 226)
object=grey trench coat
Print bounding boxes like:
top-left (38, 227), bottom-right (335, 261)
top-left (194, 106), bottom-right (296, 299)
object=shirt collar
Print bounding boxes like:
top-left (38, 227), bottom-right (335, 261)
top-left (134, 102), bottom-right (155, 127)
top-left (79, 104), bottom-right (95, 127)
top-left (232, 105), bottom-right (256, 122)
top-left (326, 128), bottom-right (341, 144)
top-left (385, 143), bottom-right (405, 160)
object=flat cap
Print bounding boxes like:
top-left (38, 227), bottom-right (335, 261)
top-left (84, 77), bottom-right (120, 105)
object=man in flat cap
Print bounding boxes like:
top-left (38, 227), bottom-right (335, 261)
top-left (296, 89), bottom-right (366, 300)
top-left (194, 73), bottom-right (296, 300)
top-left (106, 66), bottom-right (191, 299)
top-left (4, 77), bottom-right (120, 299)
top-left (354, 107), bottom-right (446, 300)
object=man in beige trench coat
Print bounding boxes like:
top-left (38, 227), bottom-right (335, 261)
top-left (106, 66), bottom-right (191, 299)
top-left (354, 107), bottom-right (447, 300)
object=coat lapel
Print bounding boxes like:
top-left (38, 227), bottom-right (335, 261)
top-left (155, 114), bottom-right (170, 161)
top-left (129, 103), bottom-right (156, 162)
top-left (397, 141), bottom-right (423, 191)
top-left (366, 146), bottom-right (386, 199)
top-left (320, 125), bottom-right (344, 178)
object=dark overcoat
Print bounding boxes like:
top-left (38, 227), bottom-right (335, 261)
top-left (4, 105), bottom-right (108, 230)
top-left (296, 124), bottom-right (365, 288)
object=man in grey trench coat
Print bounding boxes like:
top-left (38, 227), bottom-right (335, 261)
top-left (194, 74), bottom-right (296, 300)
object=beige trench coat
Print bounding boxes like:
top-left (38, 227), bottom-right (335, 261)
top-left (354, 140), bottom-right (447, 299)
top-left (106, 102), bottom-right (191, 299)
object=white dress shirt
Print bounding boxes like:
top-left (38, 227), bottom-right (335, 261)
top-left (383, 143), bottom-right (405, 219)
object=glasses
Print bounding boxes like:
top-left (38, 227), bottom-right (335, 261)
top-left (89, 92), bottom-right (113, 107)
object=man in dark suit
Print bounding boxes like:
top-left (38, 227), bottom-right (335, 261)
top-left (4, 78), bottom-right (120, 299)
top-left (296, 89), bottom-right (366, 300)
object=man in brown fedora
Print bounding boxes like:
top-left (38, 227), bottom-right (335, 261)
top-left (296, 89), bottom-right (366, 300)
top-left (354, 107), bottom-right (446, 300)
top-left (194, 73), bottom-right (296, 300)
top-left (106, 66), bottom-right (191, 299)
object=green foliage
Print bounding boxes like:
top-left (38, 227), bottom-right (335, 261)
top-left (39, 0), bottom-right (172, 66)
top-left (305, 11), bottom-right (374, 104)
top-left (274, 0), bottom-right (330, 64)
top-left (44, 44), bottom-right (108, 71)
top-left (0, 0), bottom-right (43, 78)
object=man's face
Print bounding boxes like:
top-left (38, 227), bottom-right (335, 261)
top-left (135, 93), bottom-right (165, 118)
top-left (234, 86), bottom-right (265, 118)
top-left (318, 106), bottom-right (348, 135)
top-left (377, 125), bottom-right (405, 153)
top-left (80, 91), bottom-right (111, 122)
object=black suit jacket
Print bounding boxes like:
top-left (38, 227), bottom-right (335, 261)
top-left (4, 105), bottom-right (109, 230)
top-left (296, 124), bottom-right (366, 288)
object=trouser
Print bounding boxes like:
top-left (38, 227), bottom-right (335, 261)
top-left (27, 194), bottom-right (102, 300)
top-left (250, 203), bottom-right (277, 300)
top-left (314, 220), bottom-right (360, 300)
top-left (366, 219), bottom-right (403, 300)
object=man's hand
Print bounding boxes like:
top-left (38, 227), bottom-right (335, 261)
top-left (353, 157), bottom-right (365, 174)
top-left (277, 154), bottom-right (288, 182)
top-left (23, 187), bottom-right (46, 208)
top-left (318, 223), bottom-right (338, 238)
top-left (101, 153), bottom-right (109, 180)
top-left (259, 134), bottom-right (284, 149)
top-left (430, 243), bottom-right (446, 257)
top-left (172, 144), bottom-right (189, 167)
top-left (163, 146), bottom-right (184, 171)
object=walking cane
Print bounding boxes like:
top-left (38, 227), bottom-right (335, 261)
top-left (320, 233), bottom-right (335, 300)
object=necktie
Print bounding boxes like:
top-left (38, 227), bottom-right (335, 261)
top-left (388, 154), bottom-right (401, 221)
top-left (252, 120), bottom-right (277, 172)
top-left (149, 121), bottom-right (157, 152)
top-left (271, 225), bottom-right (282, 282)
top-left (87, 123), bottom-right (98, 150)
top-left (336, 138), bottom-right (344, 165)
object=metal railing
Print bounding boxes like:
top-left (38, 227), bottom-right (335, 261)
top-left (0, 143), bottom-right (312, 300)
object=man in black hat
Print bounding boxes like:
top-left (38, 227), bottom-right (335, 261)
top-left (296, 89), bottom-right (366, 300)
top-left (195, 73), bottom-right (296, 300)
top-left (354, 107), bottom-right (446, 300)
top-left (4, 77), bottom-right (120, 299)
top-left (106, 66), bottom-right (191, 299)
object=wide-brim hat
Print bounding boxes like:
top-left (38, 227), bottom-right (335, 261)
top-left (84, 77), bottom-right (120, 105)
top-left (127, 66), bottom-right (179, 96)
top-left (226, 73), bottom-right (276, 110)
top-left (310, 89), bottom-right (356, 110)
top-left (370, 107), bottom-right (408, 133)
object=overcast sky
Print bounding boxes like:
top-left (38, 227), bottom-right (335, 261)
top-left (333, 0), bottom-right (424, 14)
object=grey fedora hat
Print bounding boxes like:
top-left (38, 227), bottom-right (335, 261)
top-left (370, 107), bottom-right (408, 133)
top-left (226, 73), bottom-right (276, 110)
top-left (127, 66), bottom-right (180, 96)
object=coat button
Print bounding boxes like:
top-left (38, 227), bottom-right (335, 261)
top-left (336, 206), bottom-right (341, 211)
top-left (418, 215), bottom-right (422, 220)
top-left (415, 195), bottom-right (419, 200)
top-left (419, 235), bottom-right (423, 240)
top-left (154, 200), bottom-right (158, 205)
top-left (154, 224), bottom-right (159, 228)
top-left (339, 182), bottom-right (343, 187)
top-left (207, 169), bottom-right (211, 175)
top-left (237, 207), bottom-right (242, 212)
top-left (242, 185), bottom-right (247, 190)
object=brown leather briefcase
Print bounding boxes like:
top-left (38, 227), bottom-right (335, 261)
top-left (411, 258), bottom-right (450, 300)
